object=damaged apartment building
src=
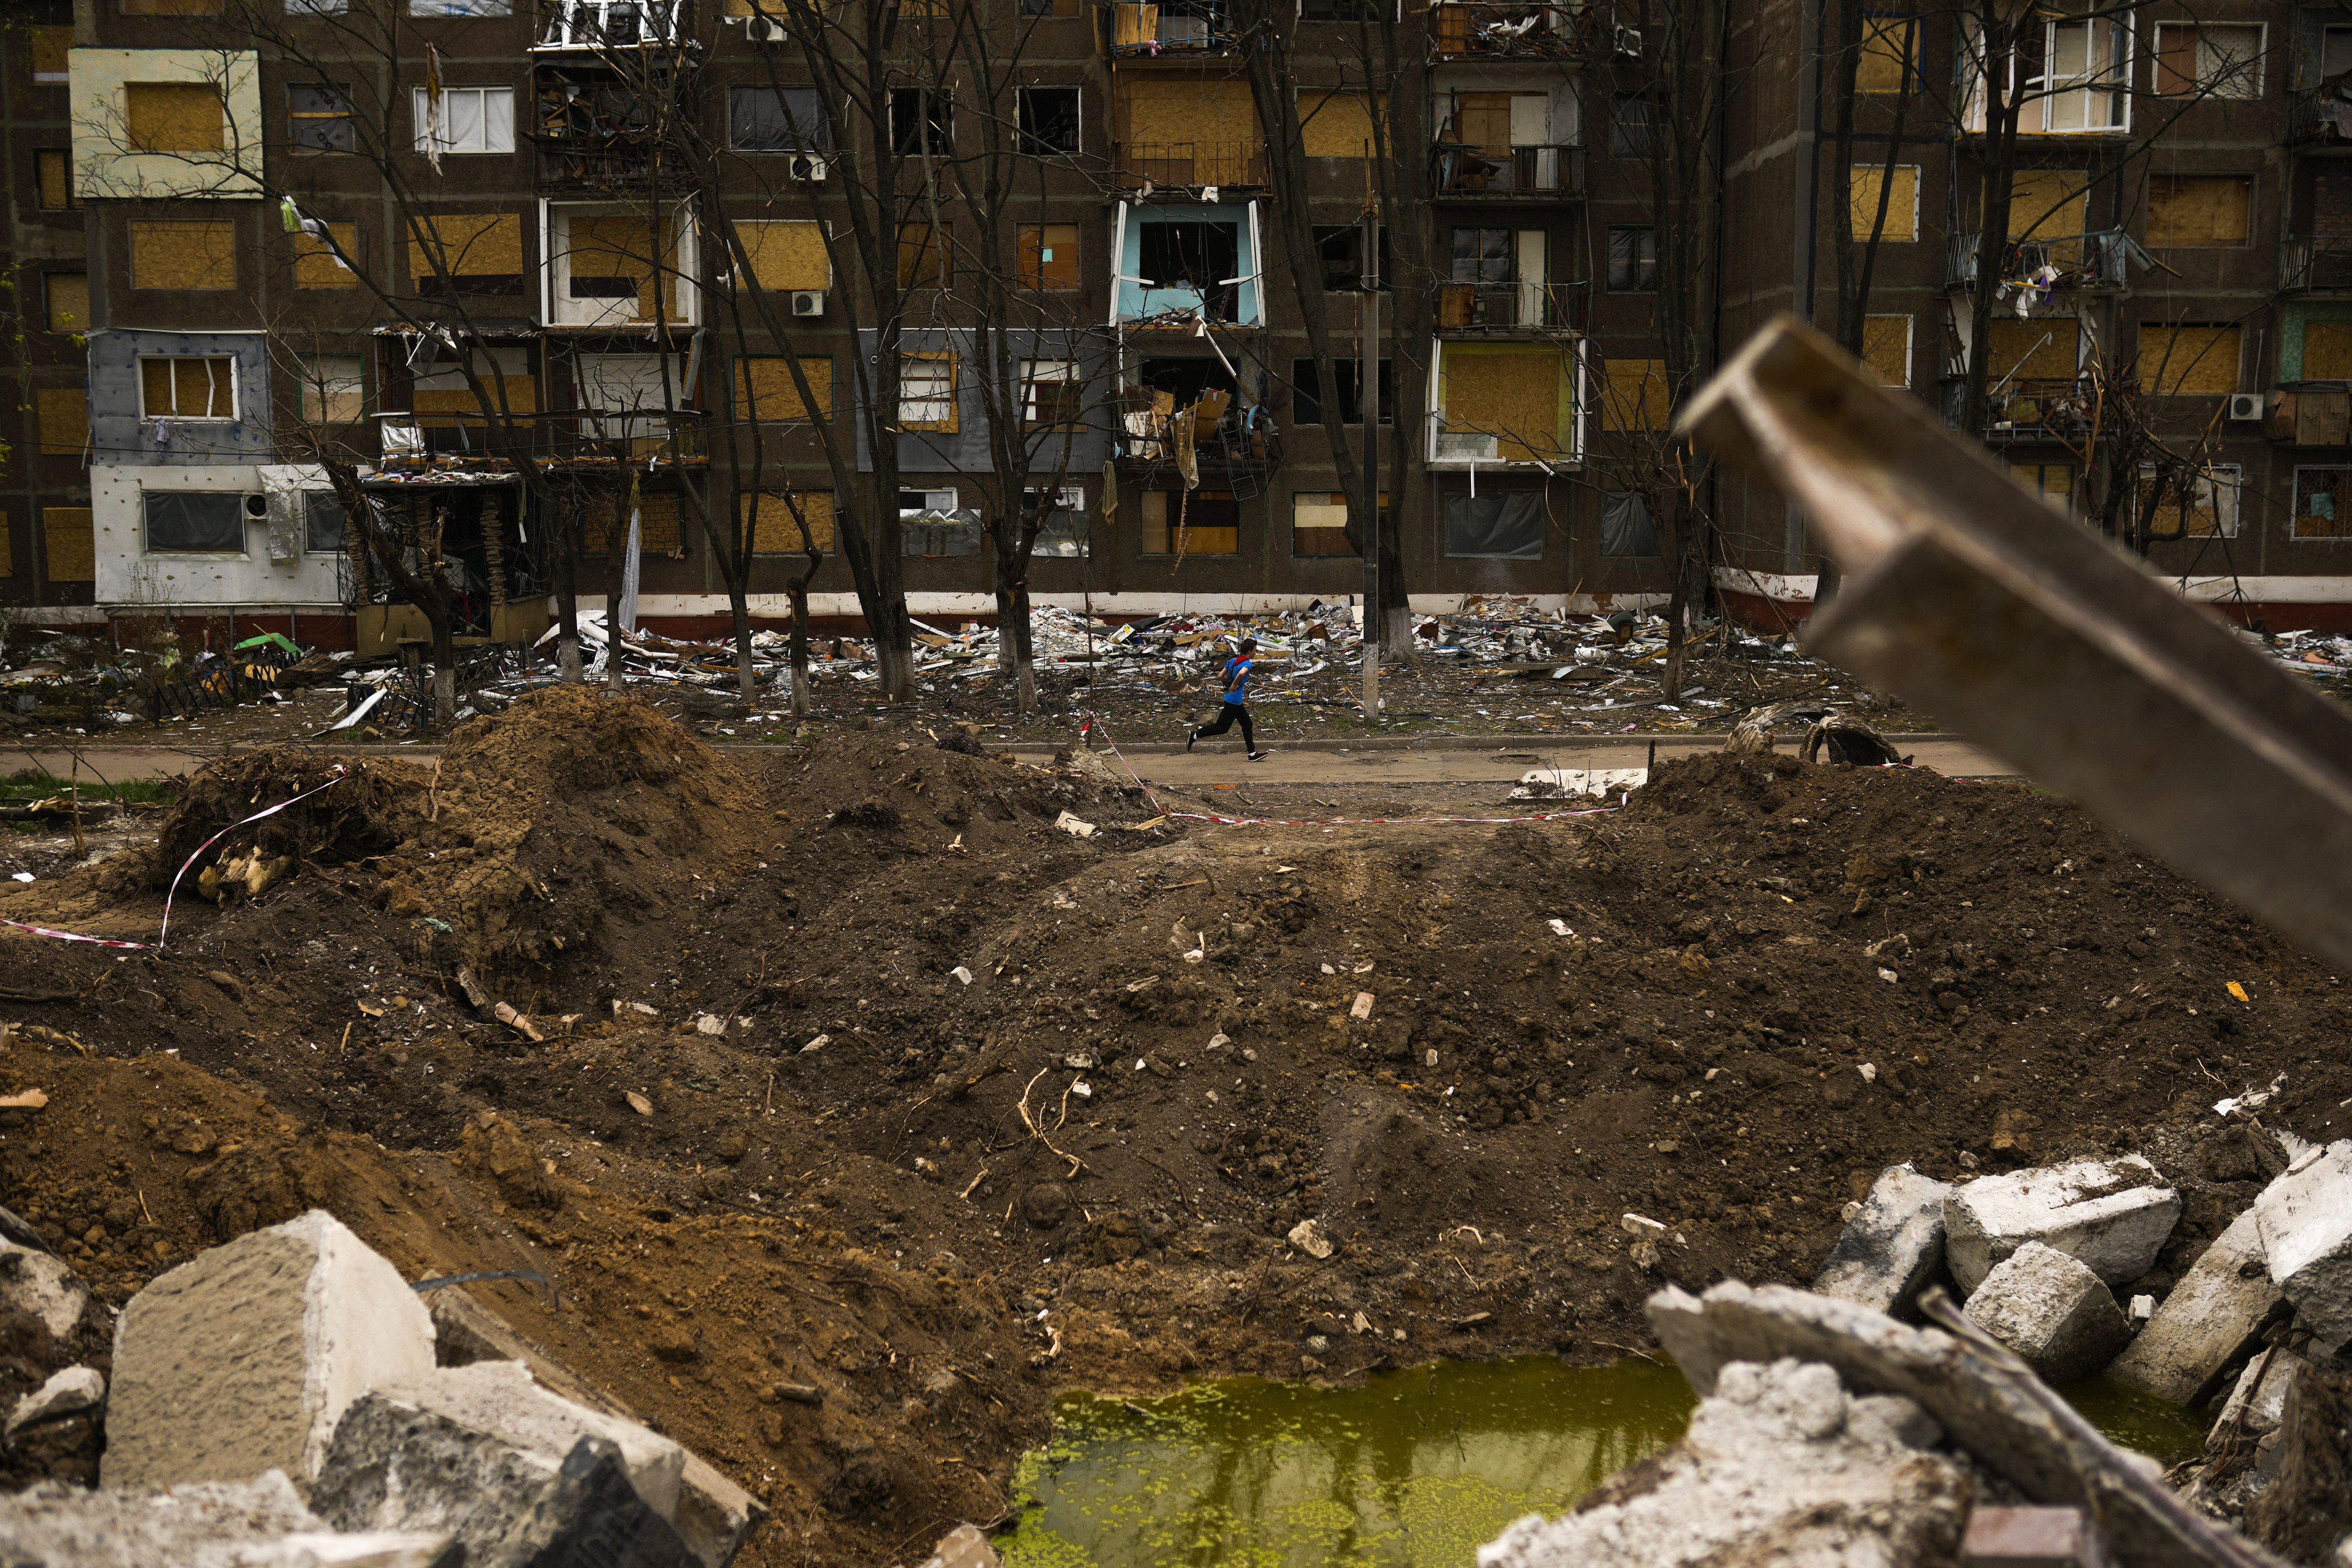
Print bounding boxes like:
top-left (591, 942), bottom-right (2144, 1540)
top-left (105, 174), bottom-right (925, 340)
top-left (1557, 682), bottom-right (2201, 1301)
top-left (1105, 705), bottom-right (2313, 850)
top-left (7, 0), bottom-right (2351, 639)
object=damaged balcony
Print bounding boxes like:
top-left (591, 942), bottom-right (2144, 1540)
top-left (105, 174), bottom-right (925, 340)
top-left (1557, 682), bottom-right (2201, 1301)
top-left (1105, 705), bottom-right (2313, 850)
top-left (2282, 238), bottom-right (2352, 294)
top-left (537, 71), bottom-right (665, 191)
top-left (1432, 141), bottom-right (1585, 200)
top-left (1430, 2), bottom-right (1590, 61)
top-left (1434, 280), bottom-right (1584, 335)
top-left (1106, 0), bottom-right (1238, 57)
top-left (535, 0), bottom-right (689, 50)
top-left (1945, 230), bottom-right (2145, 292)
top-left (1947, 376), bottom-right (2094, 441)
top-left (1111, 141), bottom-right (1267, 194)
top-left (1114, 366), bottom-right (1281, 499)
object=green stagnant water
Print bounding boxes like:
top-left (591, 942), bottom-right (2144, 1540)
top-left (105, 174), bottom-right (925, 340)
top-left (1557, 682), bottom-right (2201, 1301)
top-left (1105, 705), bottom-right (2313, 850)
top-left (994, 1359), bottom-right (2208, 1568)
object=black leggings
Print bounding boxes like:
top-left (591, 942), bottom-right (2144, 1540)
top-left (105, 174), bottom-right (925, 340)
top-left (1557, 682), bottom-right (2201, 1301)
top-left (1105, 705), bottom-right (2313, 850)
top-left (1194, 703), bottom-right (1254, 751)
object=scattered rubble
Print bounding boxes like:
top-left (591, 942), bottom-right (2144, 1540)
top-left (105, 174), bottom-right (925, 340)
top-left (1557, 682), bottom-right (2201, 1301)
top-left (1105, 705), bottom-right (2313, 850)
top-left (2108, 1209), bottom-right (2282, 1406)
top-left (1812, 1163), bottom-right (1949, 1317)
top-left (1943, 1156), bottom-right (2183, 1292)
top-left (1962, 1242), bottom-right (2133, 1384)
top-left (2250, 1140), bottom-right (2352, 1352)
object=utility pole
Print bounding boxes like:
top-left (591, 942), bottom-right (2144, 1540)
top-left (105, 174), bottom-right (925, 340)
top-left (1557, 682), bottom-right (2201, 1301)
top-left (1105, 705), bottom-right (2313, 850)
top-left (1360, 202), bottom-right (1380, 718)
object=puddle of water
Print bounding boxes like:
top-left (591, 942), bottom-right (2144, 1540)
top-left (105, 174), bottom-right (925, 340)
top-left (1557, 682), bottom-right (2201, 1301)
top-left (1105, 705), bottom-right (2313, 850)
top-left (994, 1357), bottom-right (1696, 1568)
top-left (998, 1359), bottom-right (2211, 1568)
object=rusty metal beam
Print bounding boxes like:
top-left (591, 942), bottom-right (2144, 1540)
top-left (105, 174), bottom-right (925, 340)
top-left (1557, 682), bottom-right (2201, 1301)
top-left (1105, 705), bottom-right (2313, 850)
top-left (1679, 317), bottom-right (2352, 974)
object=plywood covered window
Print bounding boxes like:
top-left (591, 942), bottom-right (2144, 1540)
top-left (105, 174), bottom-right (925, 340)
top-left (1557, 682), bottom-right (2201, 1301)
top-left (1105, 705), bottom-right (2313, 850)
top-left (410, 347), bottom-right (535, 422)
top-left (743, 491), bottom-right (835, 553)
top-left (132, 221), bottom-right (235, 289)
top-left (1296, 88), bottom-right (1380, 157)
top-left (1987, 317), bottom-right (2079, 381)
top-left (2010, 463), bottom-right (2075, 513)
top-left (44, 275), bottom-right (86, 334)
top-left (897, 223), bottom-right (951, 288)
top-left (36, 151), bottom-right (79, 211)
top-left (1862, 314), bottom-right (1913, 387)
top-left (1137, 489), bottom-right (1239, 554)
top-left (583, 492), bottom-right (682, 555)
top-left (126, 83), bottom-right (226, 151)
top-left (1119, 76), bottom-right (1261, 186)
top-left (899, 353), bottom-right (957, 430)
top-left (565, 214), bottom-right (677, 320)
top-left (1856, 15), bottom-right (1920, 92)
top-left (2146, 175), bottom-right (2250, 246)
top-left (410, 212), bottom-right (526, 292)
top-left (1601, 357), bottom-right (1668, 432)
top-left (2009, 169), bottom-right (2088, 266)
top-left (734, 220), bottom-right (830, 290)
top-left (1019, 223), bottom-right (1078, 288)
top-left (2293, 466), bottom-right (2352, 538)
top-left (2139, 323), bottom-right (2241, 395)
top-left (2134, 463), bottom-right (2241, 538)
top-left (294, 221), bottom-right (358, 287)
top-left (37, 388), bottom-right (87, 455)
top-left (139, 357), bottom-right (236, 419)
top-left (2154, 22), bottom-right (2262, 98)
top-left (733, 356), bottom-right (832, 422)
top-left (29, 28), bottom-right (71, 82)
top-left (121, 0), bottom-right (224, 14)
top-left (298, 354), bottom-right (365, 423)
top-left (1848, 165), bottom-right (1918, 241)
top-left (2304, 321), bottom-right (2352, 379)
top-left (1437, 345), bottom-right (1574, 461)
top-left (43, 509), bottom-right (92, 582)
top-left (1292, 491), bottom-right (1378, 557)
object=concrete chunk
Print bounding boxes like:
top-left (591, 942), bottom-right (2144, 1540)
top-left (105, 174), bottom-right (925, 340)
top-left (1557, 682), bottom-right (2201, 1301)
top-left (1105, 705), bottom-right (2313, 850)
top-left (1959, 1505), bottom-right (2103, 1567)
top-left (106, 1210), bottom-right (437, 1493)
top-left (1964, 1243), bottom-right (2131, 1384)
top-left (0, 1238), bottom-right (89, 1342)
top-left (1944, 1157), bottom-right (2181, 1292)
top-left (1813, 1163), bottom-right (1950, 1315)
top-left (2253, 1137), bottom-right (2352, 1351)
top-left (6, 1364), bottom-right (105, 1438)
top-left (0, 1470), bottom-right (455, 1568)
top-left (2107, 1206), bottom-right (2280, 1405)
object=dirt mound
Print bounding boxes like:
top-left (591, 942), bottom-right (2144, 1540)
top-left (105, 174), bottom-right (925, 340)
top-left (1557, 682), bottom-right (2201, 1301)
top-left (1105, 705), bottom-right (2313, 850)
top-left (136, 754), bottom-right (425, 893)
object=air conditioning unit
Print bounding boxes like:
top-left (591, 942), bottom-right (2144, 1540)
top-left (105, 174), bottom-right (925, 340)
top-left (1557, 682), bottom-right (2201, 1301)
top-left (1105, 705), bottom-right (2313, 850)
top-left (785, 153), bottom-right (830, 182)
top-left (2226, 391), bottom-right (2265, 423)
top-left (1611, 21), bottom-right (1641, 54)
top-left (748, 17), bottom-right (790, 40)
top-left (791, 289), bottom-right (827, 317)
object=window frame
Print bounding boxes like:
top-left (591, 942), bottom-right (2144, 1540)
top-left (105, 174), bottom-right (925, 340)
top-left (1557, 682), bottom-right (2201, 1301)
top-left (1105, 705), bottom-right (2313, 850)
top-left (2293, 464), bottom-right (2352, 539)
top-left (289, 84), bottom-right (354, 152)
top-left (1017, 86), bottom-right (1082, 155)
top-left (888, 86), bottom-right (953, 157)
top-left (1861, 313), bottom-right (1914, 387)
top-left (898, 350), bottom-right (959, 431)
top-left (1019, 358), bottom-right (1085, 431)
top-left (136, 355), bottom-right (240, 421)
top-left (2134, 461), bottom-right (2242, 539)
top-left (43, 272), bottom-right (87, 334)
top-left (410, 84), bottom-right (517, 156)
top-left (1606, 225), bottom-right (1658, 291)
top-left (296, 353), bottom-right (366, 424)
top-left (142, 491), bottom-right (248, 556)
top-left (303, 491), bottom-right (347, 554)
top-left (34, 149), bottom-right (80, 211)
top-left (2153, 20), bottom-right (2264, 101)
top-left (728, 84), bottom-right (829, 153)
top-left (1609, 94), bottom-right (1656, 159)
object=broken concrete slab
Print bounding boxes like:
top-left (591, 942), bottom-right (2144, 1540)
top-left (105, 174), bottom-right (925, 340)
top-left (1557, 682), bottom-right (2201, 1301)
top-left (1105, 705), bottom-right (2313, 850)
top-left (921, 1522), bottom-right (1003, 1568)
top-left (1813, 1163), bottom-right (1951, 1316)
top-left (1646, 1281), bottom-right (2274, 1568)
top-left (2251, 1138), bottom-right (2352, 1352)
top-left (1476, 1357), bottom-right (1968, 1568)
top-left (0, 1470), bottom-right (455, 1567)
top-left (1964, 1243), bottom-right (2131, 1384)
top-left (2109, 1207), bottom-right (2281, 1406)
top-left (0, 1237), bottom-right (89, 1342)
top-left (1944, 1157), bottom-right (2181, 1292)
top-left (6, 1364), bottom-right (105, 1438)
top-left (106, 1210), bottom-right (438, 1493)
top-left (1959, 1505), bottom-right (2104, 1567)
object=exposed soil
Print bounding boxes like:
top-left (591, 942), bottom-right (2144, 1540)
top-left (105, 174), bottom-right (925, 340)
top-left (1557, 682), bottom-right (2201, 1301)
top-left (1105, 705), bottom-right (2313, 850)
top-left (1, 690), bottom-right (2347, 1565)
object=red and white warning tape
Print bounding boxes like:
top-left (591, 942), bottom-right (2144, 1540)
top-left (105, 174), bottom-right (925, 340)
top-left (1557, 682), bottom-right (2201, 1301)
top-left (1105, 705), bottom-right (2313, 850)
top-left (0, 918), bottom-right (152, 950)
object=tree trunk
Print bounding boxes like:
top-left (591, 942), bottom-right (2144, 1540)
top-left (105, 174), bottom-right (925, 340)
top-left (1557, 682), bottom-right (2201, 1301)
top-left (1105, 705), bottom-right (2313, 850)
top-left (430, 610), bottom-right (458, 729)
top-left (733, 601), bottom-right (756, 703)
top-left (788, 584), bottom-right (811, 719)
top-left (554, 501), bottom-right (583, 683)
top-left (1660, 496), bottom-right (1691, 702)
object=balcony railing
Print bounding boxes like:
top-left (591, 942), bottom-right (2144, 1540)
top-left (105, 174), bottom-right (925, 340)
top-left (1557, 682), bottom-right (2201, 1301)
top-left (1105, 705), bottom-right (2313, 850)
top-left (2283, 238), bottom-right (2352, 293)
top-left (1982, 377), bottom-right (2093, 438)
top-left (1433, 280), bottom-right (1584, 333)
top-left (1114, 141), bottom-right (1265, 190)
top-left (1106, 0), bottom-right (1236, 55)
top-left (536, 0), bottom-right (686, 48)
top-left (375, 410), bottom-right (709, 468)
top-left (1946, 229), bottom-right (2142, 291)
top-left (1433, 142), bottom-right (1585, 199)
top-left (1115, 393), bottom-right (1280, 484)
top-left (1430, 1), bottom-right (1585, 59)
top-left (2292, 87), bottom-right (2352, 144)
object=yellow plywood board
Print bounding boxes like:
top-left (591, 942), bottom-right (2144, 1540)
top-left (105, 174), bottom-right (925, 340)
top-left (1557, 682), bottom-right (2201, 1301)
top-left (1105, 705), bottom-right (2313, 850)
top-left (1447, 346), bottom-right (1569, 456)
top-left (131, 221), bottom-right (234, 289)
top-left (43, 507), bottom-right (93, 581)
top-left (1020, 223), bottom-right (1078, 288)
top-left (0, 519), bottom-right (11, 578)
top-left (36, 150), bottom-right (71, 210)
top-left (141, 358), bottom-right (234, 418)
top-left (2009, 169), bottom-right (2088, 265)
top-left (1124, 74), bottom-right (1258, 152)
top-left (2147, 175), bottom-right (2249, 246)
top-left (37, 388), bottom-right (86, 455)
top-left (736, 220), bottom-right (829, 291)
top-left (1987, 318), bottom-right (2077, 381)
top-left (2139, 325), bottom-right (2240, 395)
top-left (414, 376), bottom-right (538, 418)
top-left (411, 211), bottom-right (524, 277)
top-left (1848, 165), bottom-right (1918, 242)
top-left (29, 28), bottom-right (71, 77)
top-left (1856, 15), bottom-right (1918, 92)
top-left (571, 214), bottom-right (670, 320)
top-left (2306, 322), bottom-right (2352, 380)
top-left (2010, 464), bottom-right (2073, 512)
top-left (1297, 89), bottom-right (1379, 157)
top-left (125, 82), bottom-right (223, 151)
top-left (736, 357), bottom-right (831, 421)
top-left (744, 491), bottom-right (835, 553)
top-left (45, 274), bottom-right (87, 333)
top-left (1862, 315), bottom-right (1911, 387)
top-left (1600, 357), bottom-right (1667, 432)
top-left (295, 221), bottom-right (358, 288)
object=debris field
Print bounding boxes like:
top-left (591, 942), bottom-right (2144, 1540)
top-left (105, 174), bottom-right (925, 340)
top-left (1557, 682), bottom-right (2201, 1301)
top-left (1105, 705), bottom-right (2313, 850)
top-left (0, 685), bottom-right (2347, 1565)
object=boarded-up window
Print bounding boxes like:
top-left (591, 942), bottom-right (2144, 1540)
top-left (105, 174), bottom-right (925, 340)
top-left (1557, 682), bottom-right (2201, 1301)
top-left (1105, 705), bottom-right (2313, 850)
top-left (2135, 464), bottom-right (2241, 538)
top-left (29, 28), bottom-right (71, 81)
top-left (1121, 76), bottom-right (1261, 186)
top-left (411, 212), bottom-right (525, 291)
top-left (412, 376), bottom-right (536, 419)
top-left (899, 352), bottom-right (957, 431)
top-left (2139, 324), bottom-right (2241, 394)
top-left (1446, 492), bottom-right (1544, 559)
top-left (584, 492), bottom-right (683, 555)
top-left (1019, 222), bottom-right (1079, 289)
top-left (2010, 463), bottom-right (2075, 513)
top-left (2009, 169), bottom-right (2088, 267)
top-left (2146, 175), bottom-right (2250, 246)
top-left (897, 223), bottom-right (950, 288)
top-left (1848, 165), bottom-right (1918, 241)
top-left (1138, 489), bottom-right (1239, 555)
top-left (43, 508), bottom-right (93, 581)
top-left (1438, 346), bottom-right (1571, 458)
top-left (125, 83), bottom-right (225, 152)
top-left (1297, 88), bottom-right (1379, 157)
top-left (37, 388), bottom-right (86, 455)
top-left (1601, 357), bottom-right (1669, 432)
top-left (734, 220), bottom-right (829, 290)
top-left (1291, 491), bottom-right (1376, 557)
top-left (2154, 22), bottom-right (2263, 98)
top-left (733, 357), bottom-right (831, 422)
top-left (140, 358), bottom-right (237, 419)
top-left (44, 274), bottom-right (87, 333)
top-left (1862, 314), bottom-right (1913, 386)
top-left (743, 491), bottom-right (835, 553)
top-left (35, 150), bottom-right (79, 210)
top-left (1856, 14), bottom-right (1920, 92)
top-left (2293, 466), bottom-right (2352, 538)
top-left (295, 221), bottom-right (358, 287)
top-left (132, 221), bottom-right (235, 289)
top-left (1987, 318), bottom-right (2079, 381)
top-left (2305, 321), bottom-right (2352, 380)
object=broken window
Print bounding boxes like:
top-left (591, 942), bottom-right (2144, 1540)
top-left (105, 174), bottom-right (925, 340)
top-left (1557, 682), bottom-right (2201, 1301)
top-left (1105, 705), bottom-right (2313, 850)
top-left (1027, 486), bottom-right (1088, 557)
top-left (1018, 87), bottom-right (1080, 154)
top-left (889, 88), bottom-right (952, 157)
top-left (1974, 12), bottom-right (2131, 134)
top-left (1444, 492), bottom-right (1544, 559)
top-left (2135, 463), bottom-right (2242, 539)
top-left (144, 492), bottom-right (245, 553)
top-left (899, 488), bottom-right (977, 557)
top-left (140, 357), bottom-right (237, 419)
top-left (899, 354), bottom-right (957, 430)
top-left (730, 86), bottom-right (828, 152)
top-left (1137, 220), bottom-right (1239, 318)
top-left (290, 84), bottom-right (353, 152)
top-left (1289, 358), bottom-right (1392, 424)
top-left (1606, 226), bottom-right (1656, 291)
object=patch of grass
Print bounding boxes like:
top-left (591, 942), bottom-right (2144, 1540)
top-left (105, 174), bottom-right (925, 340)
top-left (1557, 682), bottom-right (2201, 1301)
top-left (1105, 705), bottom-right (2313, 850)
top-left (1, 768), bottom-right (177, 805)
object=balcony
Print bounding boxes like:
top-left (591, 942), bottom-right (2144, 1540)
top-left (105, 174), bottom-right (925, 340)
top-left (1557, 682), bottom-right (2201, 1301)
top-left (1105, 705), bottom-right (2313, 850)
top-left (1433, 142), bottom-right (1585, 199)
top-left (1946, 230), bottom-right (2144, 291)
top-left (1980, 377), bottom-right (2094, 439)
top-left (1106, 0), bottom-right (1236, 57)
top-left (1430, 1), bottom-right (1586, 60)
top-left (2283, 238), bottom-right (2352, 293)
top-left (2292, 87), bottom-right (2352, 145)
top-left (1113, 140), bottom-right (1265, 190)
top-left (373, 410), bottom-right (708, 470)
top-left (1433, 280), bottom-right (1584, 334)
top-left (536, 0), bottom-right (686, 48)
top-left (1115, 391), bottom-right (1280, 491)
